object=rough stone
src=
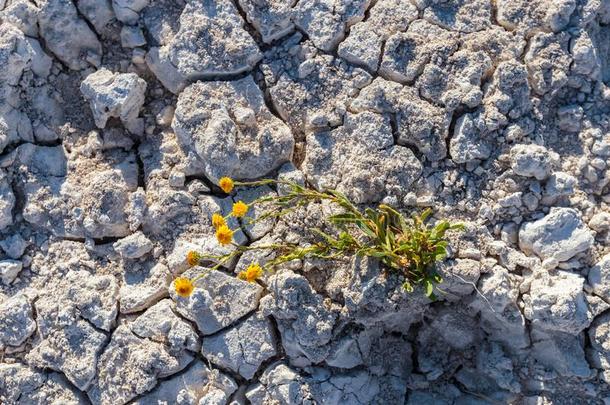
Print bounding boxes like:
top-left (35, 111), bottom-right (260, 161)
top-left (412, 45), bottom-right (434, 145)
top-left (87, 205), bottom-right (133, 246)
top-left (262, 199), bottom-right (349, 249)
top-left (519, 208), bottom-right (594, 263)
top-left (351, 77), bottom-right (452, 161)
top-left (1, 0), bottom-right (40, 37)
top-left (80, 69), bottom-right (147, 132)
top-left (420, 0), bottom-right (492, 33)
top-left (202, 311), bottom-right (277, 379)
top-left (588, 254), bottom-right (610, 302)
top-left (35, 0), bottom-right (102, 70)
top-left (130, 299), bottom-right (200, 354)
top-left (0, 233), bottom-right (28, 259)
top-left (112, 0), bottom-right (149, 24)
top-left (171, 268), bottom-right (263, 335)
top-left (261, 270), bottom-right (337, 366)
top-left (531, 328), bottom-right (592, 378)
top-left (238, 0), bottom-right (296, 44)
top-left (523, 271), bottom-right (592, 334)
top-left (77, 0), bottom-right (114, 34)
top-left (337, 0), bottom-right (417, 71)
top-left (119, 262), bottom-right (171, 313)
top-left (148, 0), bottom-right (261, 87)
top-left (112, 231), bottom-right (153, 259)
top-left (0, 259), bottom-right (22, 284)
top-left (589, 312), bottom-right (610, 383)
top-left (292, 0), bottom-right (371, 52)
top-left (0, 175), bottom-right (15, 231)
top-left (19, 145), bottom-right (140, 239)
top-left (173, 76), bottom-right (293, 184)
top-left (87, 324), bottom-right (193, 405)
top-left (510, 144), bottom-right (559, 180)
top-left (26, 294), bottom-right (109, 391)
top-left (450, 113), bottom-right (492, 164)
top-left (497, 0), bottom-right (576, 35)
top-left (0, 293), bottom-right (36, 347)
top-left (302, 111), bottom-right (422, 203)
top-left (131, 360), bottom-right (237, 405)
top-left (264, 42), bottom-right (373, 132)
top-left (0, 364), bottom-right (87, 405)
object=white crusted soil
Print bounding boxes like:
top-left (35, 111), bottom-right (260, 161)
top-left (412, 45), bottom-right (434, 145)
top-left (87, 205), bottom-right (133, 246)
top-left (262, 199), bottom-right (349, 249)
top-left (1, 0), bottom-right (610, 404)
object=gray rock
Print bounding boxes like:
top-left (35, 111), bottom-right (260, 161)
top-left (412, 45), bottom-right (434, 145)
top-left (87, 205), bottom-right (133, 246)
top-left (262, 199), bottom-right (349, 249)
top-left (332, 257), bottom-right (429, 334)
top-left (145, 47), bottom-right (188, 94)
top-left (246, 362), bottom-right (313, 404)
top-left (119, 263), bottom-right (171, 313)
top-left (380, 21), bottom-right (457, 85)
top-left (0, 233), bottom-right (28, 259)
top-left (261, 270), bottom-right (337, 365)
top-left (130, 299), bottom-right (200, 354)
top-left (435, 258), bottom-right (482, 301)
top-left (543, 171), bottom-right (577, 204)
top-left (0, 293), bottom-right (36, 347)
top-left (0, 364), bottom-right (87, 405)
top-left (80, 69), bottom-right (147, 132)
top-left (20, 145), bottom-right (139, 239)
top-left (76, 0), bottom-right (114, 34)
top-left (238, 0), bottom-right (296, 44)
top-left (0, 259), bottom-right (22, 284)
top-left (589, 212), bottom-right (610, 233)
top-left (63, 270), bottom-right (119, 331)
top-left (469, 266), bottom-right (530, 352)
top-left (497, 0), bottom-right (576, 35)
top-left (450, 113), bottom-right (492, 164)
top-left (351, 77), bottom-right (451, 161)
top-left (1, 0), bottom-right (40, 37)
top-left (302, 111), bottom-right (422, 204)
top-left (165, 0), bottom-right (262, 81)
top-left (338, 0), bottom-right (417, 71)
top-left (292, 0), bottom-right (370, 52)
top-left (120, 25), bottom-right (146, 48)
top-left (26, 295), bottom-right (109, 391)
top-left (531, 328), bottom-right (592, 378)
top-left (112, 231), bottom-right (153, 259)
top-left (523, 271), bottom-right (592, 334)
top-left (421, 0), bottom-right (492, 33)
top-left (589, 312), bottom-right (610, 383)
top-left (202, 311), bottom-right (277, 379)
top-left (36, 0), bottom-right (102, 70)
top-left (171, 268), bottom-right (263, 335)
top-left (524, 32), bottom-right (572, 96)
top-left (510, 144), bottom-right (559, 180)
top-left (264, 42), bottom-right (372, 132)
top-left (112, 0), bottom-right (148, 24)
top-left (173, 76), bottom-right (293, 183)
top-left (519, 208), bottom-right (594, 263)
top-left (588, 254), bottom-right (610, 302)
top-left (87, 324), bottom-right (193, 405)
top-left (132, 360), bottom-right (237, 405)
top-left (0, 176), bottom-right (15, 231)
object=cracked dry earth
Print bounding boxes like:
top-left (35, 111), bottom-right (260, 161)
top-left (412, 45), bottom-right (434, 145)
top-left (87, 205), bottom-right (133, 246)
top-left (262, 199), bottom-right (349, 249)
top-left (1, 0), bottom-right (610, 404)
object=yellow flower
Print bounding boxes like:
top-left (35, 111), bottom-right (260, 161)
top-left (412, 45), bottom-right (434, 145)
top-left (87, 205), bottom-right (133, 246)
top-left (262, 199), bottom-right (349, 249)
top-left (232, 201), bottom-right (248, 218)
top-left (215, 225), bottom-right (233, 245)
top-left (238, 263), bottom-right (263, 283)
top-left (174, 277), bottom-right (194, 297)
top-left (219, 177), bottom-right (234, 194)
top-left (186, 251), bottom-right (201, 267)
top-left (212, 213), bottom-right (226, 228)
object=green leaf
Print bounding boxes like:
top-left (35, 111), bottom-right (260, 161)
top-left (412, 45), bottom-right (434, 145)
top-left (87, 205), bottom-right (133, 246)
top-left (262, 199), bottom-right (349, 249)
top-left (424, 279), bottom-right (434, 297)
top-left (403, 281), bottom-right (414, 293)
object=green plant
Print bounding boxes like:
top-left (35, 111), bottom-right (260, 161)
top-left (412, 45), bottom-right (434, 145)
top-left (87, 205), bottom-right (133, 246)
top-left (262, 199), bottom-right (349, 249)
top-left (178, 178), bottom-right (464, 300)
